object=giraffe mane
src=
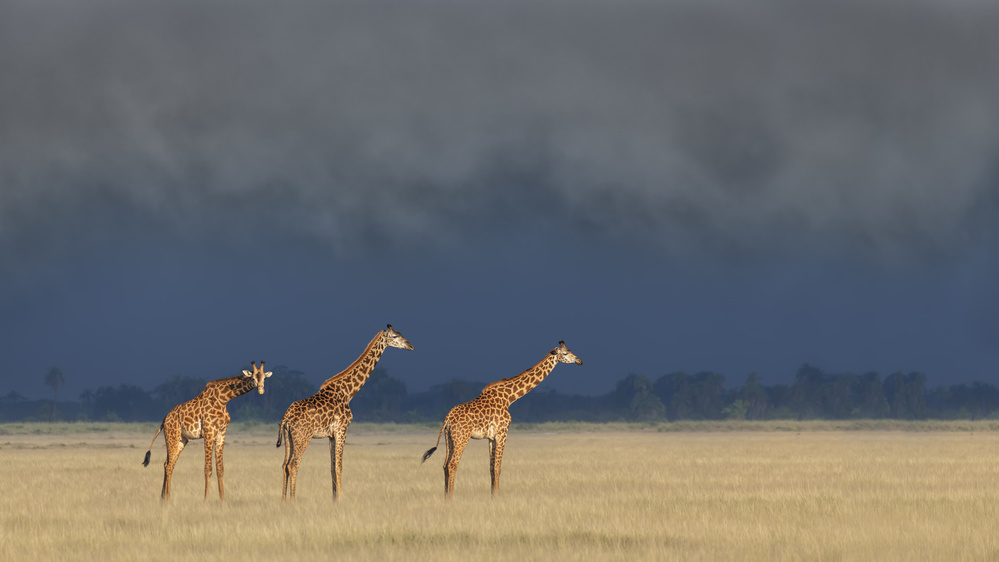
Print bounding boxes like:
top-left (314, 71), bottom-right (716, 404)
top-left (482, 377), bottom-right (510, 392)
top-left (319, 330), bottom-right (385, 390)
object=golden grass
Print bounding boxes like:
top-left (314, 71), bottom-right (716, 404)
top-left (2, 423), bottom-right (998, 561)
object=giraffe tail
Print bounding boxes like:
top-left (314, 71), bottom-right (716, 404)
top-left (142, 422), bottom-right (164, 467)
top-left (421, 422), bottom-right (446, 463)
top-left (276, 421), bottom-right (285, 448)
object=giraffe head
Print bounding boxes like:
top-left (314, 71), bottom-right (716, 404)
top-left (382, 324), bottom-right (415, 350)
top-left (242, 361), bottom-right (273, 394)
top-left (551, 341), bottom-right (583, 365)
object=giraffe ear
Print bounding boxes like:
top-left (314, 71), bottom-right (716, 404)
top-left (265, 371), bottom-right (273, 378)
top-left (242, 370), bottom-right (252, 377)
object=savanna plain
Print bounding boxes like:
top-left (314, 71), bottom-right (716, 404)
top-left (2, 421), bottom-right (999, 561)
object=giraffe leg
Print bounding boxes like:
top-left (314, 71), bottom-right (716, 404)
top-left (443, 425), bottom-right (469, 499)
top-left (288, 451), bottom-right (300, 502)
top-left (203, 429), bottom-right (217, 501)
top-left (216, 429), bottom-right (227, 501)
top-left (281, 426), bottom-right (292, 503)
top-left (161, 430), bottom-right (185, 501)
top-left (288, 432), bottom-right (310, 502)
top-left (330, 435), bottom-right (340, 501)
top-left (331, 424), bottom-right (349, 500)
top-left (489, 429), bottom-right (508, 497)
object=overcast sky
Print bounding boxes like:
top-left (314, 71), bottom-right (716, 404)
top-left (2, 0), bottom-right (997, 401)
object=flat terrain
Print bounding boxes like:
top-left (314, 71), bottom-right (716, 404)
top-left (1, 422), bottom-right (998, 561)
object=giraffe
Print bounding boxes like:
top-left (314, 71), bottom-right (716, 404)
top-left (277, 324), bottom-right (413, 502)
top-left (142, 361), bottom-right (272, 501)
top-left (422, 341), bottom-right (582, 498)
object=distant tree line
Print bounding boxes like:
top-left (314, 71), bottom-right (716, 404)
top-left (3, 364), bottom-right (999, 423)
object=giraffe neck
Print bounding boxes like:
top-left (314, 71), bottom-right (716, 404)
top-left (319, 332), bottom-right (388, 400)
top-left (204, 375), bottom-right (257, 405)
top-left (484, 354), bottom-right (560, 406)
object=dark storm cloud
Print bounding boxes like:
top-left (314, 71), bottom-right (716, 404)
top-left (2, 0), bottom-right (998, 262)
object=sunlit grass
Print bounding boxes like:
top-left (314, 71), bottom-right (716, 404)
top-left (2, 423), bottom-right (998, 560)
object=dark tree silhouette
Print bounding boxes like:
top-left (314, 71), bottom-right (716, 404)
top-left (352, 368), bottom-right (408, 422)
top-left (654, 372), bottom-right (692, 421)
top-left (43, 367), bottom-right (64, 420)
top-left (741, 372), bottom-right (770, 420)
top-left (79, 388), bottom-right (95, 420)
top-left (884, 372), bottom-right (926, 419)
top-left (9, 360), bottom-right (999, 424)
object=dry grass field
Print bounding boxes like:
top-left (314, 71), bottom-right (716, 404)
top-left (2, 421), bottom-right (999, 561)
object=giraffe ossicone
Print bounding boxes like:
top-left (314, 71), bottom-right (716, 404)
top-left (142, 361), bottom-right (271, 501)
top-left (422, 340), bottom-right (582, 498)
top-left (277, 324), bottom-right (414, 502)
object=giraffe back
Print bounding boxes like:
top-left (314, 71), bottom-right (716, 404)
top-left (167, 375), bottom-right (257, 439)
top-left (446, 391), bottom-right (511, 440)
top-left (282, 387), bottom-right (351, 438)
